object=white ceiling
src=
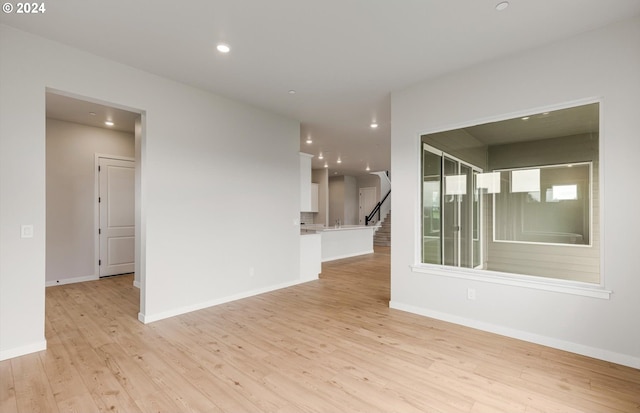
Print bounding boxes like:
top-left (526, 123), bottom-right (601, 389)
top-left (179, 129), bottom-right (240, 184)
top-left (3, 1), bottom-right (639, 177)
top-left (46, 93), bottom-right (140, 133)
top-left (464, 103), bottom-right (600, 145)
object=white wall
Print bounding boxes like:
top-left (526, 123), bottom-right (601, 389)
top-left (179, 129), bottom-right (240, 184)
top-left (328, 175), bottom-right (359, 225)
top-left (46, 118), bottom-right (134, 285)
top-left (343, 176), bottom-right (358, 225)
top-left (390, 16), bottom-right (640, 368)
top-left (0, 25), bottom-right (301, 360)
top-left (356, 174), bottom-right (380, 201)
top-left (328, 177), bottom-right (344, 226)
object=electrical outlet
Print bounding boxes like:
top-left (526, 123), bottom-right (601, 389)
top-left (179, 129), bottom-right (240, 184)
top-left (21, 225), bottom-right (34, 239)
top-left (467, 288), bottom-right (476, 300)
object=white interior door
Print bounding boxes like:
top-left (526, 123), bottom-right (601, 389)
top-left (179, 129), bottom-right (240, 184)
top-left (359, 187), bottom-right (378, 225)
top-left (99, 157), bottom-right (135, 277)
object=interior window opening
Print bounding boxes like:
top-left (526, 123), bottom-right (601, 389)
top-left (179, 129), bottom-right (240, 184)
top-left (420, 102), bottom-right (599, 284)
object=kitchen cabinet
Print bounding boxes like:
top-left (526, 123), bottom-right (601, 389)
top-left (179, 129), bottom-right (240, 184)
top-left (319, 226), bottom-right (375, 262)
top-left (300, 153), bottom-right (313, 211)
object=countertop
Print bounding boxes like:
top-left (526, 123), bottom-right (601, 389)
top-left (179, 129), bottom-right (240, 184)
top-left (301, 224), bottom-right (375, 233)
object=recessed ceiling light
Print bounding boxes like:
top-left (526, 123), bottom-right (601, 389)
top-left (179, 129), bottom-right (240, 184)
top-left (318, 153), bottom-right (324, 160)
top-left (495, 1), bottom-right (509, 11)
top-left (370, 122), bottom-right (378, 129)
top-left (216, 44), bottom-right (230, 53)
top-left (288, 90), bottom-right (296, 95)
top-left (366, 166), bottom-right (371, 171)
top-left (105, 121), bottom-right (114, 126)
top-left (337, 158), bottom-right (342, 164)
top-left (324, 163), bottom-right (328, 168)
top-left (306, 137), bottom-right (312, 144)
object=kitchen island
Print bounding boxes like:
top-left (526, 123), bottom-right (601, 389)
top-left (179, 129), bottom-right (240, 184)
top-left (318, 225), bottom-right (375, 262)
top-left (299, 225), bottom-right (375, 278)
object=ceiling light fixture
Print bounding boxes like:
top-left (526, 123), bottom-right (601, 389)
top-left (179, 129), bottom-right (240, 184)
top-left (89, 112), bottom-right (96, 116)
top-left (324, 163), bottom-right (328, 168)
top-left (366, 165), bottom-right (371, 171)
top-left (216, 44), bottom-right (230, 53)
top-left (370, 122), bottom-right (378, 129)
top-left (306, 137), bottom-right (312, 144)
top-left (288, 90), bottom-right (296, 95)
top-left (495, 1), bottom-right (509, 11)
top-left (105, 121), bottom-right (114, 126)
top-left (337, 158), bottom-right (342, 164)
top-left (318, 153), bottom-right (324, 160)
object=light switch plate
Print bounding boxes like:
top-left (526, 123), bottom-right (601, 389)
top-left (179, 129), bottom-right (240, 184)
top-left (21, 225), bottom-right (34, 238)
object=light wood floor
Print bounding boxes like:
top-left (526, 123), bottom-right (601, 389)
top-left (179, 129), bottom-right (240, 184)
top-left (2, 246), bottom-right (639, 412)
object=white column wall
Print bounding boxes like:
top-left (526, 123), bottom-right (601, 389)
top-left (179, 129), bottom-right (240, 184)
top-left (390, 16), bottom-right (640, 367)
top-left (343, 176), bottom-right (358, 225)
top-left (328, 176), bottom-right (344, 226)
top-left (0, 25), bottom-right (301, 359)
top-left (134, 117), bottom-right (143, 288)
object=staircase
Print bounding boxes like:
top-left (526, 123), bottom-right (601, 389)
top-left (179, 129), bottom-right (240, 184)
top-left (373, 212), bottom-right (391, 247)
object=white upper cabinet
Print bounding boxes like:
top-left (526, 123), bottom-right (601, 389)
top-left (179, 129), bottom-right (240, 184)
top-left (300, 153), bottom-right (313, 211)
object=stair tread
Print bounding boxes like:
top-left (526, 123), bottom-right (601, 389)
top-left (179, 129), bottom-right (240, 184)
top-left (373, 210), bottom-right (391, 246)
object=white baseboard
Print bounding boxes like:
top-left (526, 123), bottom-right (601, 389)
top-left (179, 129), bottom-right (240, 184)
top-left (389, 301), bottom-right (640, 369)
top-left (0, 340), bottom-right (47, 361)
top-left (46, 274), bottom-right (98, 287)
top-left (138, 278), bottom-right (309, 324)
top-left (299, 274), bottom-right (319, 282)
top-left (321, 249), bottom-right (374, 262)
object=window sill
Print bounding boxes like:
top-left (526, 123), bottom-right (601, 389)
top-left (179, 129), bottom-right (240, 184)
top-left (409, 264), bottom-right (611, 299)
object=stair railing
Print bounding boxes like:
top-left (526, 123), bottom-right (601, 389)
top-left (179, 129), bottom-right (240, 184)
top-left (365, 189), bottom-right (391, 226)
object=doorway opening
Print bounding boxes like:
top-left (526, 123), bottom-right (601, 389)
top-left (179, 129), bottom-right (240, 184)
top-left (359, 187), bottom-right (377, 225)
top-left (45, 89), bottom-right (144, 317)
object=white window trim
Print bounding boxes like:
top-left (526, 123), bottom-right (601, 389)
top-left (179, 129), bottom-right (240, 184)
top-left (492, 161), bottom-right (593, 247)
top-left (416, 97), bottom-right (608, 300)
top-left (410, 263), bottom-right (611, 299)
